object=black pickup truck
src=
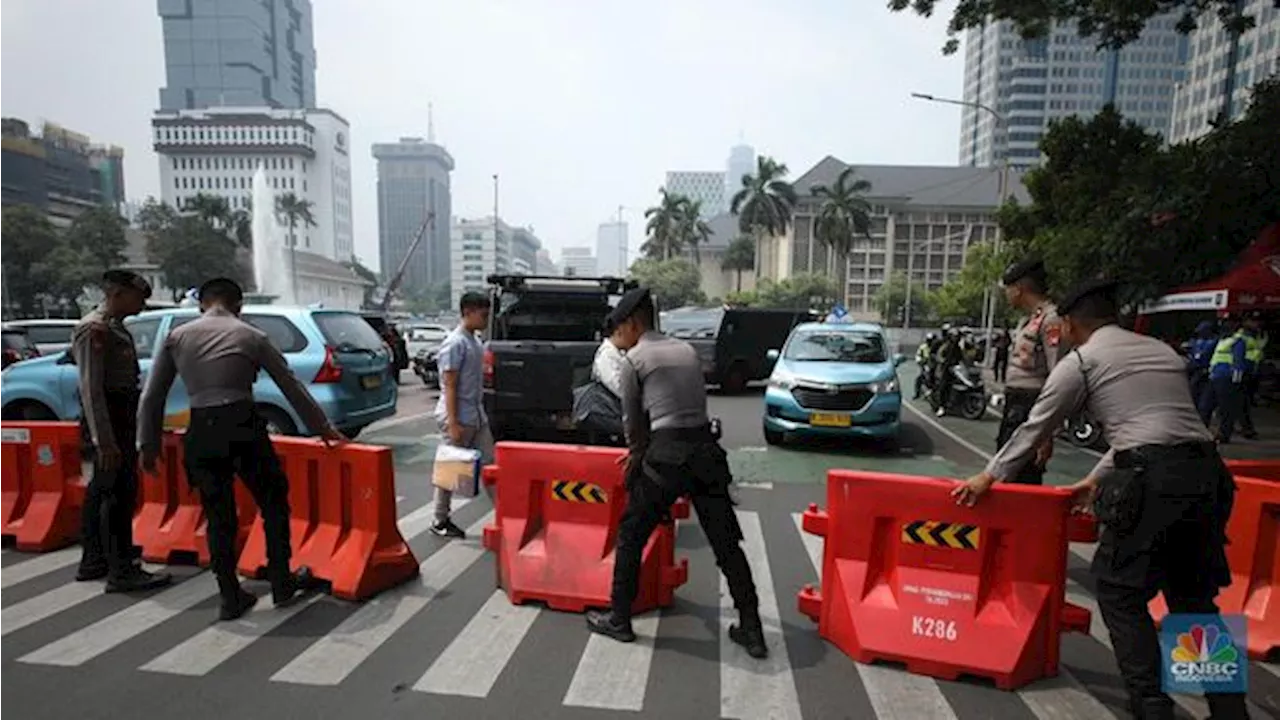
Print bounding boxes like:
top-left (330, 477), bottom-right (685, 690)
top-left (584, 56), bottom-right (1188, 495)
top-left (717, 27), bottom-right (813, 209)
top-left (482, 274), bottom-right (639, 442)
top-left (662, 306), bottom-right (818, 393)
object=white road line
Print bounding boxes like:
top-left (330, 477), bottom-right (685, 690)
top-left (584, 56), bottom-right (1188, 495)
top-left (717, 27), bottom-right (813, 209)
top-left (363, 411), bottom-right (433, 433)
top-left (1261, 662), bottom-right (1279, 680)
top-left (270, 512), bottom-right (493, 686)
top-left (722, 511), bottom-right (802, 720)
top-left (563, 613), bottom-right (661, 711)
top-left (413, 589), bottom-right (540, 697)
top-left (19, 573), bottom-right (216, 666)
top-left (902, 400), bottom-right (993, 461)
top-left (1, 547), bottom-right (80, 589)
top-left (792, 514), bottom-right (957, 720)
top-left (2, 563), bottom-right (170, 637)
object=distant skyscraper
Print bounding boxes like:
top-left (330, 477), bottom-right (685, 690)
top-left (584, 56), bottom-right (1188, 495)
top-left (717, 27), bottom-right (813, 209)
top-left (724, 144), bottom-right (755, 205)
top-left (664, 171), bottom-right (724, 218)
top-left (373, 137), bottom-right (455, 294)
top-left (560, 246), bottom-right (597, 277)
top-left (157, 0), bottom-right (317, 111)
top-left (959, 16), bottom-right (1187, 168)
top-left (595, 221), bottom-right (628, 276)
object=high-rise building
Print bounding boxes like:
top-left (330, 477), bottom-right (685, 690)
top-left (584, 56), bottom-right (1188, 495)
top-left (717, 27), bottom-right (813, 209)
top-left (157, 0), bottom-right (317, 111)
top-left (664, 171), bottom-right (724, 217)
top-left (152, 107), bottom-right (354, 261)
top-left (560, 247), bottom-right (597, 277)
top-left (448, 217), bottom-right (541, 308)
top-left (1169, 2), bottom-right (1280, 144)
top-left (535, 248), bottom-right (560, 276)
top-left (2, 118), bottom-right (127, 225)
top-left (595, 221), bottom-right (628, 276)
top-left (510, 227), bottom-right (542, 276)
top-left (373, 137), bottom-right (455, 294)
top-left (959, 17), bottom-right (1187, 168)
top-left (724, 144), bottom-right (755, 204)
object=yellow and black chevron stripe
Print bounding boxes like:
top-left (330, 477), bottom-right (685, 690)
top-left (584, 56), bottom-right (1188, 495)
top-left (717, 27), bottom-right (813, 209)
top-left (551, 480), bottom-right (608, 503)
top-left (901, 520), bottom-right (980, 550)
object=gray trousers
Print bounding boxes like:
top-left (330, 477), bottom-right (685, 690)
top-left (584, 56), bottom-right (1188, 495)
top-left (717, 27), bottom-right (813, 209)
top-left (433, 420), bottom-right (496, 523)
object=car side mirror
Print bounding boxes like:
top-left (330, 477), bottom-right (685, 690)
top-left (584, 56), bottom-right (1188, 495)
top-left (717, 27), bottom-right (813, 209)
top-left (893, 353), bottom-right (906, 367)
top-left (57, 350), bottom-right (76, 365)
top-left (765, 348), bottom-right (779, 362)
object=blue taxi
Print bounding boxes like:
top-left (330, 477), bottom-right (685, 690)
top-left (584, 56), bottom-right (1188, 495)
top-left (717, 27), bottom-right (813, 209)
top-left (762, 319), bottom-right (905, 446)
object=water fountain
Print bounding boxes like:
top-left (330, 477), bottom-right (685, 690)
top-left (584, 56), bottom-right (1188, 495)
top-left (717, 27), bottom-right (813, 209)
top-left (247, 165), bottom-right (297, 305)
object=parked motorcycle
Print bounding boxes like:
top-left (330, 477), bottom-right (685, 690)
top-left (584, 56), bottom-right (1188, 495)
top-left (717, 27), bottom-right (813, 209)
top-left (927, 364), bottom-right (988, 420)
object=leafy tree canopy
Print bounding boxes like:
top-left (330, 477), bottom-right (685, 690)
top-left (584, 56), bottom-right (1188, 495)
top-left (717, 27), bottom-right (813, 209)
top-left (138, 197), bottom-right (248, 301)
top-left (344, 256), bottom-right (380, 309)
top-left (2, 205), bottom-right (97, 317)
top-left (873, 271), bottom-right (936, 326)
top-left (726, 274), bottom-right (838, 311)
top-left (931, 241), bottom-right (1018, 326)
top-left (66, 206), bottom-right (129, 273)
top-left (629, 257), bottom-right (706, 309)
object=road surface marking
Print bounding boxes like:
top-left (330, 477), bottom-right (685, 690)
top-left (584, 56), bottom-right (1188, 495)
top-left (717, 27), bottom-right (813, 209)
top-left (19, 573), bottom-right (216, 666)
top-left (1, 548), bottom-right (81, 589)
top-left (413, 589), bottom-right (541, 697)
top-left (364, 411), bottom-right (433, 433)
top-left (2, 563), bottom-right (170, 637)
top-left (902, 401), bottom-right (992, 461)
top-left (721, 511), bottom-right (802, 720)
top-left (270, 512), bottom-right (493, 686)
top-left (563, 613), bottom-right (661, 711)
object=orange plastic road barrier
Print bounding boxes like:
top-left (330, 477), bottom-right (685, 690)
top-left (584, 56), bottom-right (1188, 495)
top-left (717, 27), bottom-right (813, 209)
top-left (482, 441), bottom-right (690, 613)
top-left (236, 438), bottom-right (418, 601)
top-left (1, 422), bottom-right (86, 552)
top-left (1149, 464), bottom-right (1279, 661)
top-left (131, 431), bottom-right (257, 567)
top-left (798, 470), bottom-right (1086, 690)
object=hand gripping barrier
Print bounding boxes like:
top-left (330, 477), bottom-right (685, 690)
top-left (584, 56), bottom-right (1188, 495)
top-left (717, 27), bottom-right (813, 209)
top-left (236, 438), bottom-right (419, 601)
top-left (1, 422), bottom-right (86, 552)
top-left (131, 431), bottom-right (258, 566)
top-left (481, 441), bottom-right (690, 613)
top-left (797, 470), bottom-right (1084, 690)
top-left (1149, 460), bottom-right (1279, 660)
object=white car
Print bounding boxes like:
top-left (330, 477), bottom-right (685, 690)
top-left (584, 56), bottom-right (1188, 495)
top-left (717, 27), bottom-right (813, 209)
top-left (5, 319), bottom-right (79, 356)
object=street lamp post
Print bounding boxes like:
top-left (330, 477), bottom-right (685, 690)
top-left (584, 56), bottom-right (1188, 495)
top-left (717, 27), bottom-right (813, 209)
top-left (910, 92), bottom-right (1010, 366)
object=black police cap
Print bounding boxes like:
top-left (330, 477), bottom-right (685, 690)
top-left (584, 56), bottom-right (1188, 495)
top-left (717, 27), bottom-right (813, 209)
top-left (605, 287), bottom-right (652, 331)
top-left (1056, 278), bottom-right (1121, 318)
top-left (102, 269), bottom-right (152, 299)
top-left (1001, 257), bottom-right (1046, 287)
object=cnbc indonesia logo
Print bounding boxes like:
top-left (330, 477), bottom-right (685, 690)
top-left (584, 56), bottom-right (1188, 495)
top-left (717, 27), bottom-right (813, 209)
top-left (1168, 624), bottom-right (1241, 684)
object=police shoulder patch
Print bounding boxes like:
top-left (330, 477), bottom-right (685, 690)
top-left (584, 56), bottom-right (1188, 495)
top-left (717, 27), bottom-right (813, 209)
top-left (1045, 321), bottom-right (1062, 347)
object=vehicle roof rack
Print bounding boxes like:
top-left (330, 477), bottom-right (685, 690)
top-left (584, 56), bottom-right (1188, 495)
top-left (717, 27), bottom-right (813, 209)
top-left (486, 274), bottom-right (636, 295)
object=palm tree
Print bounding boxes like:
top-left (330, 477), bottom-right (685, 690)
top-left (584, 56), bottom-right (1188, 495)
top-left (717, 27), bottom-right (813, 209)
top-left (810, 166), bottom-right (874, 307)
top-left (721, 235), bottom-right (756, 293)
top-left (677, 198), bottom-right (712, 265)
top-left (729, 156), bottom-right (797, 278)
top-left (275, 193), bottom-right (317, 300)
top-left (642, 188), bottom-right (686, 260)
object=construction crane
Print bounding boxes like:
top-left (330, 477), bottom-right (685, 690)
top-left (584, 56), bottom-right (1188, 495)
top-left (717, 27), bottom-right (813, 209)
top-left (378, 210), bottom-right (436, 313)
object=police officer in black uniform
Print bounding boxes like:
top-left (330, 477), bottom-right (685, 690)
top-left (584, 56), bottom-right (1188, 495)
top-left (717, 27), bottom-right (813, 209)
top-left (585, 288), bottom-right (767, 659)
top-left (953, 279), bottom-right (1249, 720)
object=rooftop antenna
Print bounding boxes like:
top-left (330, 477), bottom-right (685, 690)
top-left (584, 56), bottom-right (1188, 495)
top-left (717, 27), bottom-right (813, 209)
top-left (428, 103), bottom-right (436, 143)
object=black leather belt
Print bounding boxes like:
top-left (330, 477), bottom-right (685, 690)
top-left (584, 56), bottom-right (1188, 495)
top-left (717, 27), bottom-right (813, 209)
top-left (651, 424), bottom-right (716, 443)
top-left (1113, 441), bottom-right (1217, 469)
top-left (1004, 387), bottom-right (1041, 402)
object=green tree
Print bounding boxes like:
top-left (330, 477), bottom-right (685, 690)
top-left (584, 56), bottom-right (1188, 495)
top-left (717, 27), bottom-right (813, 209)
top-left (642, 188), bottom-right (687, 261)
top-left (1, 205), bottom-right (92, 317)
top-left (873, 271), bottom-right (935, 326)
top-left (755, 274), bottom-right (837, 310)
top-left (66, 206), bottom-right (128, 272)
top-left (628, 257), bottom-right (705, 309)
top-left (931, 241), bottom-right (1016, 324)
top-left (139, 198), bottom-right (247, 301)
top-left (810, 166), bottom-right (874, 303)
top-left (730, 155), bottom-right (798, 276)
top-left (275, 192), bottom-right (318, 294)
top-left (889, 0), bottom-right (1261, 56)
top-left (344, 256), bottom-right (380, 309)
top-left (720, 235), bottom-right (756, 293)
top-left (676, 198), bottom-right (712, 264)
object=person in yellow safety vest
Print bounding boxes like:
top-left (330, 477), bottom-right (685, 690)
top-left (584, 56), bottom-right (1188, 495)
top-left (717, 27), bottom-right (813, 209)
top-left (1239, 311), bottom-right (1267, 438)
top-left (913, 333), bottom-right (936, 399)
top-left (1197, 316), bottom-right (1255, 443)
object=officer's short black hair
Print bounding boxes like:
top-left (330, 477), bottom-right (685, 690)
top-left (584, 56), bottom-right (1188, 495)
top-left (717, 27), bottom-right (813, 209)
top-left (605, 287), bottom-right (654, 332)
top-left (1002, 257), bottom-right (1048, 294)
top-left (102, 270), bottom-right (152, 299)
top-left (1058, 278), bottom-right (1120, 324)
top-left (459, 292), bottom-right (491, 313)
top-left (198, 277), bottom-right (244, 305)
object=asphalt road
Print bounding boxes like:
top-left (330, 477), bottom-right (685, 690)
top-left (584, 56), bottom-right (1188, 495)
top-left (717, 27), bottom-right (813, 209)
top-left (3, 369), bottom-right (1277, 719)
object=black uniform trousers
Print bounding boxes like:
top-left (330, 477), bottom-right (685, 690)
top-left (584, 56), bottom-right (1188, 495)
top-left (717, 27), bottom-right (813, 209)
top-left (611, 426), bottom-right (759, 622)
top-left (183, 401), bottom-right (293, 593)
top-left (995, 387), bottom-right (1045, 485)
top-left (80, 390), bottom-right (141, 579)
top-left (1090, 443), bottom-right (1248, 720)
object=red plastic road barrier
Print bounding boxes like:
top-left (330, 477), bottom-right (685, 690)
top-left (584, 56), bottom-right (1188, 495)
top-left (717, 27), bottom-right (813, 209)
top-left (1, 422), bottom-right (86, 552)
top-left (131, 431), bottom-right (257, 566)
top-left (236, 438), bottom-right (418, 601)
top-left (1150, 469), bottom-right (1279, 660)
top-left (482, 441), bottom-right (690, 613)
top-left (797, 469), bottom-right (1084, 690)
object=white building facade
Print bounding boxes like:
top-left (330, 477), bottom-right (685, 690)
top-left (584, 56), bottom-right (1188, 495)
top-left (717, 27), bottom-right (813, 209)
top-left (152, 106), bottom-right (355, 262)
top-left (724, 144), bottom-right (755, 203)
top-left (561, 246), bottom-right (597, 277)
top-left (664, 171), bottom-right (725, 217)
top-left (448, 217), bottom-right (539, 307)
top-left (595, 221), bottom-right (629, 276)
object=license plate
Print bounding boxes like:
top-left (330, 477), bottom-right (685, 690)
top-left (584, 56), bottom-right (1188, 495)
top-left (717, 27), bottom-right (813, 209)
top-left (810, 412), bottom-right (851, 428)
top-left (361, 374), bottom-right (383, 390)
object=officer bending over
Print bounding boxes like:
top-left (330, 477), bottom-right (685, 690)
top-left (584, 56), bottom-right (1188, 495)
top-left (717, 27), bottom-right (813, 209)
top-left (585, 288), bottom-right (767, 659)
top-left (952, 279), bottom-right (1247, 720)
top-left (139, 278), bottom-right (343, 621)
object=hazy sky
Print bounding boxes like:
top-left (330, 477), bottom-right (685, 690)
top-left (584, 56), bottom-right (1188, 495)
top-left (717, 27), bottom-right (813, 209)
top-left (2, 0), bottom-right (964, 268)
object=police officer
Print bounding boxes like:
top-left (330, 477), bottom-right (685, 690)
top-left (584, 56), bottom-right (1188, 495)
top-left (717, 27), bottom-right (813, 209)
top-left (952, 279), bottom-right (1248, 720)
top-left (138, 278), bottom-right (341, 621)
top-left (932, 326), bottom-right (964, 416)
top-left (1186, 320), bottom-right (1219, 412)
top-left (74, 270), bottom-right (173, 593)
top-left (1239, 311), bottom-right (1266, 439)
top-left (585, 287), bottom-right (767, 659)
top-left (1200, 316), bottom-right (1253, 443)
top-left (995, 257), bottom-right (1062, 484)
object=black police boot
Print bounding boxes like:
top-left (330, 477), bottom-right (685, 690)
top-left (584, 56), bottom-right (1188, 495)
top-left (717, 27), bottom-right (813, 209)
top-left (586, 609), bottom-right (636, 643)
top-left (271, 565), bottom-right (318, 607)
top-left (1137, 697), bottom-right (1176, 720)
top-left (1205, 692), bottom-right (1251, 720)
top-left (216, 574), bottom-right (258, 621)
top-left (729, 610), bottom-right (768, 659)
top-left (75, 559), bottom-right (109, 582)
top-left (105, 566), bottom-right (173, 594)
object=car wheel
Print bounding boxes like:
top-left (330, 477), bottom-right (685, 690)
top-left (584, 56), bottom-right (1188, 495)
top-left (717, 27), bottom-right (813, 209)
top-left (763, 426), bottom-right (785, 446)
top-left (1, 401), bottom-right (57, 421)
top-left (257, 406), bottom-right (299, 436)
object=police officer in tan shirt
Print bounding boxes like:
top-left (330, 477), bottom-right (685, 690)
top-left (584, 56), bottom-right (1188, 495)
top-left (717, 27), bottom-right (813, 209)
top-left (996, 257), bottom-right (1062, 484)
top-left (139, 278), bottom-right (343, 621)
top-left (74, 270), bottom-right (173, 593)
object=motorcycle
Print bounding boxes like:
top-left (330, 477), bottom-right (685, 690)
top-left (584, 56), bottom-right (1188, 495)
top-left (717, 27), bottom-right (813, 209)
top-left (927, 364), bottom-right (988, 420)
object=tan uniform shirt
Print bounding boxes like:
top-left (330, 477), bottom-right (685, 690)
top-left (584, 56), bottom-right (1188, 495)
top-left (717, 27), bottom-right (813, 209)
top-left (618, 330), bottom-right (710, 452)
top-left (138, 308), bottom-right (331, 451)
top-left (72, 307), bottom-right (140, 450)
top-left (986, 325), bottom-right (1211, 482)
top-left (1004, 300), bottom-right (1064, 390)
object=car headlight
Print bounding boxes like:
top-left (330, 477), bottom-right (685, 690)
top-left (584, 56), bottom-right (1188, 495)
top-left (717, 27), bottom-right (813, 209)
top-left (868, 378), bottom-right (899, 394)
top-left (768, 367), bottom-right (797, 390)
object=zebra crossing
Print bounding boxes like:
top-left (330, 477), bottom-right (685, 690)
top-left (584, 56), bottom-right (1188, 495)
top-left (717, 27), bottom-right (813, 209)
top-left (3, 488), bottom-right (1278, 720)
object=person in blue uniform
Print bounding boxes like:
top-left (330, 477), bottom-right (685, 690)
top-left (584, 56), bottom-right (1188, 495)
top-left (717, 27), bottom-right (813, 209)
top-left (1199, 316), bottom-right (1254, 443)
top-left (1186, 320), bottom-right (1218, 411)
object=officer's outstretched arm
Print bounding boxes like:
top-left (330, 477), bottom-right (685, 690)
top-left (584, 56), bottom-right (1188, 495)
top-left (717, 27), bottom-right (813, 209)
top-left (985, 356), bottom-right (1086, 481)
top-left (257, 335), bottom-right (333, 435)
top-left (138, 339), bottom-right (179, 452)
